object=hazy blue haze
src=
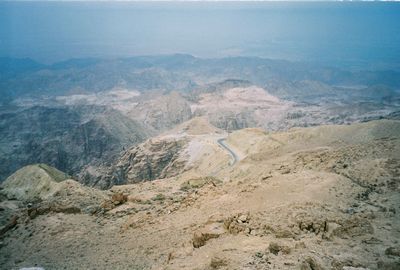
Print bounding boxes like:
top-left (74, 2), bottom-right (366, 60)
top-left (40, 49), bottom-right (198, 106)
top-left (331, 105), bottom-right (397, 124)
top-left (1, 1), bottom-right (399, 69)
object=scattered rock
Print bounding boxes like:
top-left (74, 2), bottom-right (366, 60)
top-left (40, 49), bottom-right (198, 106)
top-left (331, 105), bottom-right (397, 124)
top-left (83, 205), bottom-right (102, 215)
top-left (193, 222), bottom-right (225, 248)
top-left (210, 257), bottom-right (228, 269)
top-left (268, 242), bottom-right (291, 255)
top-left (151, 193), bottom-right (166, 202)
top-left (27, 203), bottom-right (81, 219)
top-left (299, 219), bottom-right (327, 235)
top-left (100, 192), bottom-right (128, 211)
top-left (342, 267), bottom-right (370, 270)
top-left (295, 241), bottom-right (306, 249)
top-left (261, 174), bottom-right (272, 180)
top-left (385, 247), bottom-right (400, 257)
top-left (224, 213), bottom-right (250, 234)
top-left (331, 257), bottom-right (365, 270)
top-left (333, 217), bottom-right (374, 238)
top-left (0, 216), bottom-right (18, 237)
top-left (180, 176), bottom-right (222, 191)
top-left (274, 228), bottom-right (296, 239)
top-left (111, 193), bottom-right (128, 205)
top-left (100, 200), bottom-right (115, 211)
top-left (300, 256), bottom-right (324, 270)
top-left (377, 260), bottom-right (400, 270)
top-left (362, 237), bottom-right (382, 244)
top-left (323, 222), bottom-right (341, 240)
top-left (237, 214), bottom-right (248, 223)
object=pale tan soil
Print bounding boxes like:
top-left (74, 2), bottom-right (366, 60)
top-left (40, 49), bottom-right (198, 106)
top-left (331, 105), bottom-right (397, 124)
top-left (1, 119), bottom-right (399, 270)
top-left (55, 89), bottom-right (142, 113)
top-left (190, 86), bottom-right (293, 130)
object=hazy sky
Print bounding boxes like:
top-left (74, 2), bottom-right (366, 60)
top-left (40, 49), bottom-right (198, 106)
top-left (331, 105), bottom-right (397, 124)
top-left (1, 1), bottom-right (399, 69)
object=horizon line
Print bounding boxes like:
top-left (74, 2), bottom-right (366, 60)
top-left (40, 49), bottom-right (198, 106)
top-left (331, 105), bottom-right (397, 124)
top-left (2, 0), bottom-right (400, 2)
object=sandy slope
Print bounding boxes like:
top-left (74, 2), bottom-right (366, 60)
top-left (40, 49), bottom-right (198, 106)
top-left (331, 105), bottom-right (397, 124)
top-left (0, 119), bottom-right (399, 270)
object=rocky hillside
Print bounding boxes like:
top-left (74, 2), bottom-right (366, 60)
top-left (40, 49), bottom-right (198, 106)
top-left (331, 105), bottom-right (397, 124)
top-left (0, 105), bottom-right (149, 182)
top-left (189, 86), bottom-right (292, 131)
top-left (1, 164), bottom-right (70, 201)
top-left (126, 91), bottom-right (193, 133)
top-left (0, 164), bottom-right (108, 234)
top-left (95, 117), bottom-right (228, 188)
top-left (1, 119), bottom-right (398, 269)
top-left (2, 81), bottom-right (398, 189)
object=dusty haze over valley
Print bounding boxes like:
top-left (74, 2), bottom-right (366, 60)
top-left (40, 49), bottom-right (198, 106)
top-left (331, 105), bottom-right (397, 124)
top-left (0, 2), bottom-right (400, 270)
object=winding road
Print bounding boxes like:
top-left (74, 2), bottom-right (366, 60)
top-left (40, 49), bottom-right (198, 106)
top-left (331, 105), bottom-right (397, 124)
top-left (217, 138), bottom-right (239, 166)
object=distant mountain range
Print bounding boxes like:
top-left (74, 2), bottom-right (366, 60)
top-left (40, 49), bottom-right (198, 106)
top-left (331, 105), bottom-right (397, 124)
top-left (0, 54), bottom-right (399, 186)
top-left (1, 55), bottom-right (399, 105)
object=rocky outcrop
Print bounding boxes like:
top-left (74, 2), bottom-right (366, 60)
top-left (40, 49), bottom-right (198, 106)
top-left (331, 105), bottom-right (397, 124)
top-left (105, 137), bottom-right (188, 185)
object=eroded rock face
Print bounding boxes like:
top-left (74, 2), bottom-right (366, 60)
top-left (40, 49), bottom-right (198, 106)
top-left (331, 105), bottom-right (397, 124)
top-left (0, 105), bottom-right (148, 182)
top-left (105, 137), bottom-right (188, 185)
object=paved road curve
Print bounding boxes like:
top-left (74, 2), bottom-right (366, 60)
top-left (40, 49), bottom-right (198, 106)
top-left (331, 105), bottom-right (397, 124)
top-left (217, 138), bottom-right (239, 166)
